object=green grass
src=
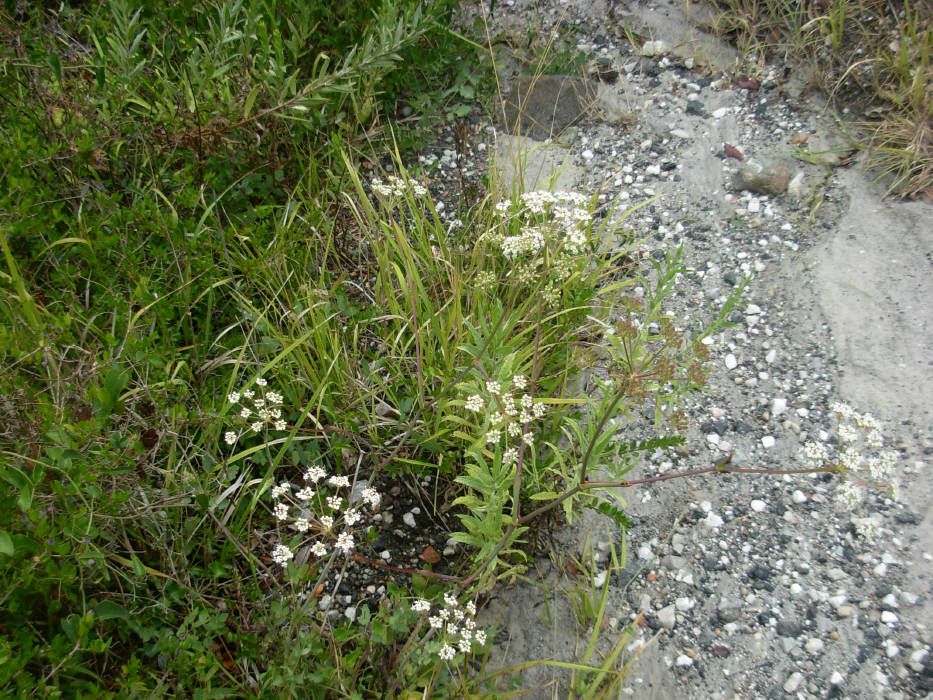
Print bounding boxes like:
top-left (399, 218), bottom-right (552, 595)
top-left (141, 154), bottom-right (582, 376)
top-left (709, 0), bottom-right (933, 198)
top-left (0, 1), bottom-right (730, 696)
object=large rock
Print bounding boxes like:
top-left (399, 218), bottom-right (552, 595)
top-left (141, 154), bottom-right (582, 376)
top-left (500, 75), bottom-right (598, 141)
top-left (730, 160), bottom-right (791, 195)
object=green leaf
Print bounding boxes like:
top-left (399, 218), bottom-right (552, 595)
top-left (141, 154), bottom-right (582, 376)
top-left (0, 530), bottom-right (13, 556)
top-left (459, 84), bottom-right (475, 99)
top-left (94, 600), bottom-right (129, 621)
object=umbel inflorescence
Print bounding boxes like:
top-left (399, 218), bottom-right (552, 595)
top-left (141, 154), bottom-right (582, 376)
top-left (487, 190), bottom-right (595, 305)
top-left (225, 377), bottom-right (286, 446)
top-left (801, 401), bottom-right (901, 539)
top-left (463, 373), bottom-right (547, 465)
top-left (268, 467), bottom-right (382, 566)
top-left (410, 593), bottom-right (487, 661)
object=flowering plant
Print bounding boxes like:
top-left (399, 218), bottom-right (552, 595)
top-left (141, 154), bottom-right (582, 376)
top-left (802, 401), bottom-right (900, 538)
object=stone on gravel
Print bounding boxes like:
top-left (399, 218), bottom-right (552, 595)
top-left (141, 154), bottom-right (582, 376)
top-left (639, 40), bottom-right (668, 56)
top-left (501, 75), bottom-right (597, 141)
top-left (730, 161), bottom-right (791, 195)
top-left (658, 604), bottom-right (677, 630)
top-left (784, 671), bottom-right (804, 693)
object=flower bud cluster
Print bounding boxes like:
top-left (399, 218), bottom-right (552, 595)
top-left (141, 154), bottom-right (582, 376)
top-left (800, 402), bottom-right (900, 537)
top-left (410, 593), bottom-right (487, 661)
top-left (225, 377), bottom-right (286, 445)
top-left (268, 468), bottom-right (382, 566)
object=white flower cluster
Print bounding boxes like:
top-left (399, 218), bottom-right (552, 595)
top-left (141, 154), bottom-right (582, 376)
top-left (801, 402), bottom-right (899, 537)
top-left (411, 593), bottom-right (487, 661)
top-left (225, 377), bottom-right (286, 445)
top-left (268, 468), bottom-right (382, 567)
top-left (371, 175), bottom-right (427, 198)
top-left (493, 190), bottom-right (592, 261)
top-left (463, 374), bottom-right (546, 457)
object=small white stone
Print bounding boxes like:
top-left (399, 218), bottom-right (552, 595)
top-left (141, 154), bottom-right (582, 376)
top-left (670, 128), bottom-right (691, 139)
top-left (761, 435), bottom-right (776, 448)
top-left (675, 597), bottom-right (696, 611)
top-left (675, 654), bottom-right (694, 667)
top-left (582, 149), bottom-right (595, 160)
top-left (658, 604), bottom-right (677, 629)
top-left (593, 570), bottom-right (608, 588)
top-left (402, 511), bottom-right (417, 528)
top-left (881, 593), bottom-right (899, 609)
top-left (783, 671), bottom-right (804, 693)
top-left (380, 550), bottom-right (391, 561)
top-left (765, 349), bottom-right (777, 364)
top-left (640, 40), bottom-right (668, 56)
top-left (746, 304), bottom-right (762, 314)
top-left (805, 638), bottom-right (824, 654)
top-left (703, 512), bottom-right (724, 528)
top-left (791, 489), bottom-right (807, 504)
top-left (909, 649), bottom-right (930, 671)
top-left (707, 433), bottom-right (720, 445)
top-left (881, 611), bottom-right (899, 625)
top-left (751, 499), bottom-right (767, 512)
top-left (344, 606), bottom-right (357, 622)
top-left (724, 353), bottom-right (738, 370)
top-left (772, 398), bottom-right (788, 415)
top-left (830, 670), bottom-right (845, 686)
top-left (712, 106), bottom-right (730, 119)
top-left (646, 164), bottom-right (661, 176)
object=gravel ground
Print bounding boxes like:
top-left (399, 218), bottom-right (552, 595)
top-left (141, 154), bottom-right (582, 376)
top-left (404, 1), bottom-right (933, 698)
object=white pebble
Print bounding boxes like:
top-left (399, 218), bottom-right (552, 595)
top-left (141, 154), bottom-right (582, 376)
top-left (784, 671), bottom-right (804, 693)
top-left (402, 511), bottom-right (417, 528)
top-left (675, 654), bottom-right (694, 667)
top-left (751, 499), bottom-right (767, 512)
top-left (805, 638), bottom-right (824, 654)
top-left (761, 435), bottom-right (776, 448)
top-left (772, 398), bottom-right (788, 415)
top-left (881, 611), bottom-right (899, 625)
top-left (724, 354), bottom-right (738, 370)
top-left (791, 489), bottom-right (807, 504)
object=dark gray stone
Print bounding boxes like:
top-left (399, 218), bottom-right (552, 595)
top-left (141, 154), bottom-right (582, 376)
top-left (501, 75), bottom-right (599, 140)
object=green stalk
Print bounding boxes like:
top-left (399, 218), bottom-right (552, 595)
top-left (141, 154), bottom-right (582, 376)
top-left (0, 227), bottom-right (42, 331)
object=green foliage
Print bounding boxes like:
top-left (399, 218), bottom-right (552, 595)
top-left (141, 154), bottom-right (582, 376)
top-left (0, 1), bottom-right (735, 695)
